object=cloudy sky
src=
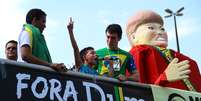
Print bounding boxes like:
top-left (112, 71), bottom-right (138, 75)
top-left (0, 0), bottom-right (201, 71)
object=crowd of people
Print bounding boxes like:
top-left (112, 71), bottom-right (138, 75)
top-left (4, 8), bottom-right (139, 82)
top-left (3, 8), bottom-right (201, 92)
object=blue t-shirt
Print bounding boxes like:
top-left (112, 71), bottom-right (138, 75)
top-left (79, 64), bottom-right (98, 75)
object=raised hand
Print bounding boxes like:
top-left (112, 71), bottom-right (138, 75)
top-left (66, 17), bottom-right (83, 69)
top-left (67, 17), bottom-right (73, 33)
top-left (165, 58), bottom-right (191, 82)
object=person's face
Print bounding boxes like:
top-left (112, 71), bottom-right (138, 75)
top-left (33, 16), bottom-right (46, 33)
top-left (84, 49), bottom-right (97, 65)
top-left (132, 23), bottom-right (168, 48)
top-left (5, 42), bottom-right (17, 60)
top-left (106, 32), bottom-right (119, 49)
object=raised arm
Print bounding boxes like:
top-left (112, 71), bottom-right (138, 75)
top-left (67, 17), bottom-right (83, 70)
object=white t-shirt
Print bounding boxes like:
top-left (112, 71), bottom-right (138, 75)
top-left (17, 30), bottom-right (31, 62)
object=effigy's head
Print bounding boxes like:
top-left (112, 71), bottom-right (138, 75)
top-left (126, 10), bottom-right (168, 48)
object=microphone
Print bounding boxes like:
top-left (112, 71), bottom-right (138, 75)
top-left (97, 57), bottom-right (104, 60)
top-left (98, 56), bottom-right (119, 61)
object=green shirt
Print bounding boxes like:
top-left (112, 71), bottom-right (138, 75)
top-left (24, 24), bottom-right (52, 63)
top-left (96, 48), bottom-right (136, 78)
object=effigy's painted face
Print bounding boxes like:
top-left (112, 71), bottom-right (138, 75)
top-left (132, 23), bottom-right (168, 48)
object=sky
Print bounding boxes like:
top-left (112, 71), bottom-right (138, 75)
top-left (0, 0), bottom-right (201, 71)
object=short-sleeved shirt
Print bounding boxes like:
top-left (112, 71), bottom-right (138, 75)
top-left (18, 24), bottom-right (52, 63)
top-left (79, 64), bottom-right (98, 75)
top-left (18, 30), bottom-right (30, 62)
top-left (96, 48), bottom-right (136, 78)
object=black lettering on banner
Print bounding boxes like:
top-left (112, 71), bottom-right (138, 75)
top-left (168, 93), bottom-right (186, 101)
top-left (189, 96), bottom-right (201, 101)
